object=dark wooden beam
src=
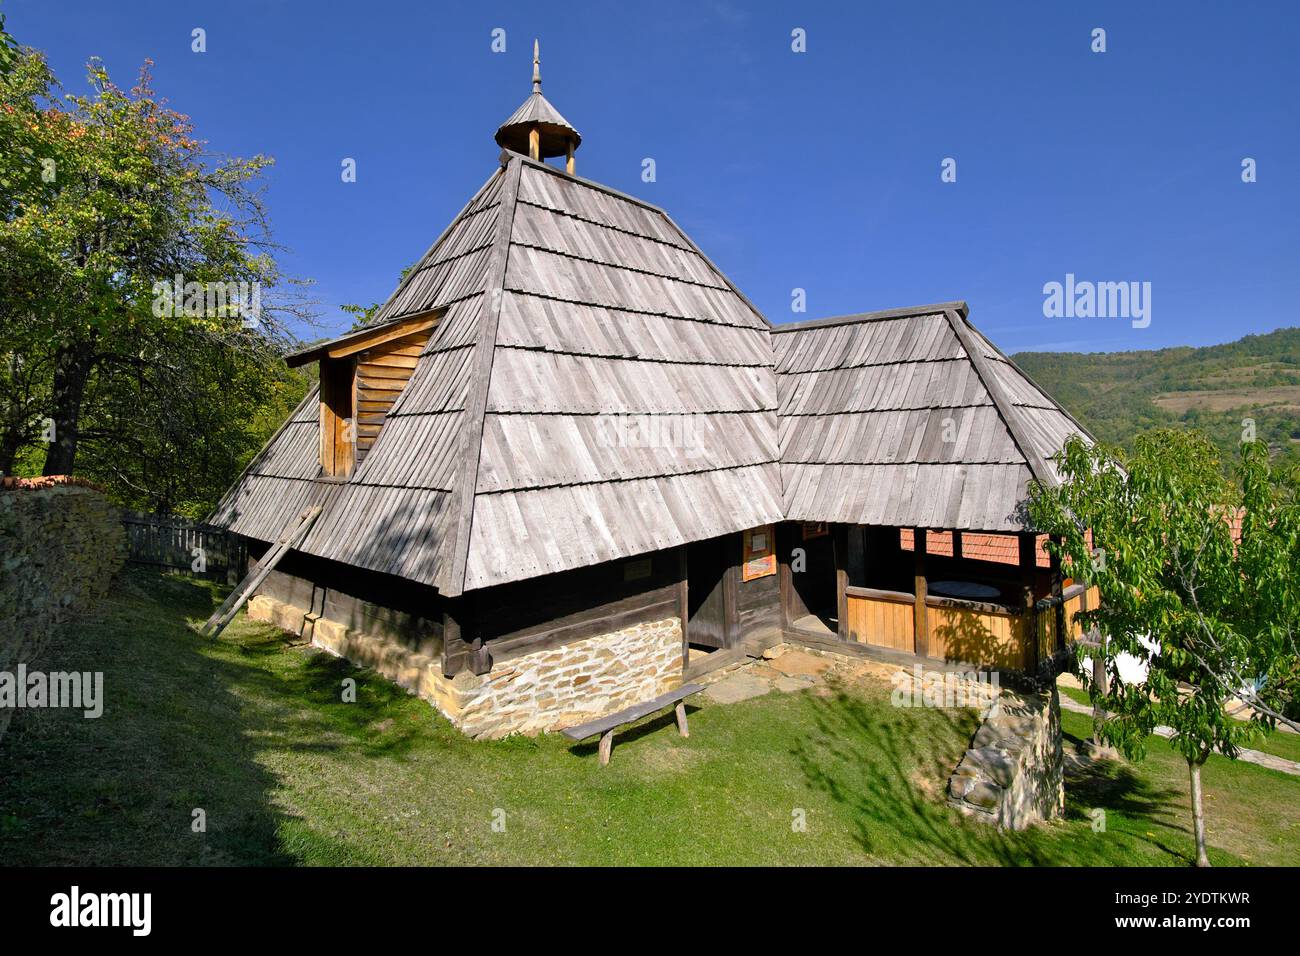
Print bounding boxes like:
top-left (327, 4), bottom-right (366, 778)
top-left (441, 603), bottom-right (468, 677)
top-left (952, 530), bottom-right (963, 561)
top-left (722, 542), bottom-right (740, 649)
top-left (776, 523), bottom-right (795, 631)
top-left (913, 528), bottom-right (929, 658)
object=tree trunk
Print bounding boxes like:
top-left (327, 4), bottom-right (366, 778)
top-left (0, 423), bottom-right (20, 477)
top-left (1092, 644), bottom-right (1108, 748)
top-left (1188, 759), bottom-right (1211, 867)
top-left (41, 341), bottom-right (93, 476)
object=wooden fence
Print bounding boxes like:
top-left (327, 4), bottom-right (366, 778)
top-left (122, 511), bottom-right (247, 582)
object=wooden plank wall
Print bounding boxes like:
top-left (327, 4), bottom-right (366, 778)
top-left (927, 603), bottom-right (1024, 670)
top-left (250, 546), bottom-right (449, 629)
top-left (736, 570), bottom-right (779, 640)
top-left (353, 330), bottom-right (429, 465)
top-left (845, 589), bottom-right (913, 651)
top-left (846, 588), bottom-right (1027, 670)
top-left (319, 358), bottom-right (355, 477)
top-left (257, 564), bottom-right (444, 657)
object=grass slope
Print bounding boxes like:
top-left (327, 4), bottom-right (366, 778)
top-left (1, 571), bottom-right (1295, 866)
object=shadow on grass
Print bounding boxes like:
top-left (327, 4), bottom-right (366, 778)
top-left (1059, 727), bottom-right (1189, 861)
top-left (790, 676), bottom-right (1188, 865)
top-left (0, 569), bottom-right (437, 865)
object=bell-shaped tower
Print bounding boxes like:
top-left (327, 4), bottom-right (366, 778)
top-left (494, 40), bottom-right (581, 174)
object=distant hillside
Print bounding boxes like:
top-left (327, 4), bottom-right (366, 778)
top-left (1012, 327), bottom-right (1300, 471)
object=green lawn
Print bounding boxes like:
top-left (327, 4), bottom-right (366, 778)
top-left (1058, 683), bottom-right (1300, 765)
top-left (1, 570), bottom-right (1296, 866)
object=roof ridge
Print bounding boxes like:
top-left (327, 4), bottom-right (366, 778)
top-left (771, 301), bottom-right (970, 334)
top-left (367, 167), bottom-right (505, 326)
top-left (513, 154), bottom-right (771, 330)
top-left (963, 323), bottom-right (1099, 446)
top-left (445, 157), bottom-right (525, 597)
top-left (941, 308), bottom-right (1056, 489)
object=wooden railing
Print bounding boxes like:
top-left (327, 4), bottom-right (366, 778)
top-left (842, 582), bottom-right (1099, 672)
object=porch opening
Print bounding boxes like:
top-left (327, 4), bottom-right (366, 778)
top-left (779, 522), bottom-right (1099, 675)
top-left (685, 534), bottom-right (729, 658)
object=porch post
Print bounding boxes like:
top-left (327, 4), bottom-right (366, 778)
top-left (677, 544), bottom-right (689, 670)
top-left (722, 536), bottom-right (739, 648)
top-left (1049, 534), bottom-right (1066, 656)
top-left (1019, 533), bottom-right (1039, 675)
top-left (834, 524), bottom-right (849, 640)
top-left (777, 522), bottom-right (794, 631)
top-left (952, 530), bottom-right (963, 561)
top-left (913, 528), bottom-right (929, 658)
top-left (441, 598), bottom-right (481, 677)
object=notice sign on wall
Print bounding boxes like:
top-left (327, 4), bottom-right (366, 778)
top-left (742, 524), bottom-right (776, 581)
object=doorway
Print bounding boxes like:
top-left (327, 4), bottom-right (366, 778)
top-left (686, 535), bottom-right (731, 653)
top-left (789, 523), bottom-right (837, 632)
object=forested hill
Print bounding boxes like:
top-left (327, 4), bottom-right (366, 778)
top-left (1012, 327), bottom-right (1300, 470)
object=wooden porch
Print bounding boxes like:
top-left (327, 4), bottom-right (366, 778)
top-left (778, 522), bottom-right (1098, 677)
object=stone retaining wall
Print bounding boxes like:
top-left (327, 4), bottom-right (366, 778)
top-left (248, 594), bottom-right (682, 739)
top-left (947, 685), bottom-right (1064, 829)
top-left (0, 484), bottom-right (127, 740)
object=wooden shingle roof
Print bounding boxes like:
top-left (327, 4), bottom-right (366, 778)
top-left (772, 304), bottom-right (1093, 532)
top-left (211, 155), bottom-right (1091, 595)
top-left (211, 154), bottom-right (783, 595)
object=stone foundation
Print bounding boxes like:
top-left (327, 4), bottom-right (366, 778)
top-left (247, 594), bottom-right (682, 739)
top-left (947, 685), bottom-right (1064, 830)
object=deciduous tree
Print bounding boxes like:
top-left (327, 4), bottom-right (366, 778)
top-left (1030, 430), bottom-right (1299, 866)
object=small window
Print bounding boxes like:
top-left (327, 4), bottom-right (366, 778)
top-left (319, 357), bottom-right (355, 478)
top-left (742, 525), bottom-right (776, 581)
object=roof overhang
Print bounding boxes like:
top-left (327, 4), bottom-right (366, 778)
top-left (285, 310), bottom-right (441, 368)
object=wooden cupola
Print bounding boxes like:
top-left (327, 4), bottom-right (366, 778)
top-left (494, 40), bottom-right (581, 174)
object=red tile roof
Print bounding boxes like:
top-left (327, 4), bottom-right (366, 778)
top-left (899, 528), bottom-right (1051, 568)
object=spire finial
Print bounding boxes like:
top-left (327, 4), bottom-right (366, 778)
top-left (495, 41), bottom-right (580, 173)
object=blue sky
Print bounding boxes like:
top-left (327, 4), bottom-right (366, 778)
top-left (8, 0), bottom-right (1298, 353)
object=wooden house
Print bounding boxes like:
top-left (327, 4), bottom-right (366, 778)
top-left (209, 49), bottom-right (1095, 737)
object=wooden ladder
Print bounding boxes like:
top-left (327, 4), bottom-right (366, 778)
top-left (198, 505), bottom-right (323, 639)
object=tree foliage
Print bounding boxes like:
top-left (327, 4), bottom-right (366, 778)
top-left (1030, 429), bottom-right (1300, 864)
top-left (0, 23), bottom-right (313, 514)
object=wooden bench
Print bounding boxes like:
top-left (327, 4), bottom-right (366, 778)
top-left (561, 683), bottom-right (705, 765)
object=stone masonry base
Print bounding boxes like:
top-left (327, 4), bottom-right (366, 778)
top-left (947, 685), bottom-right (1065, 830)
top-left (247, 594), bottom-right (682, 739)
